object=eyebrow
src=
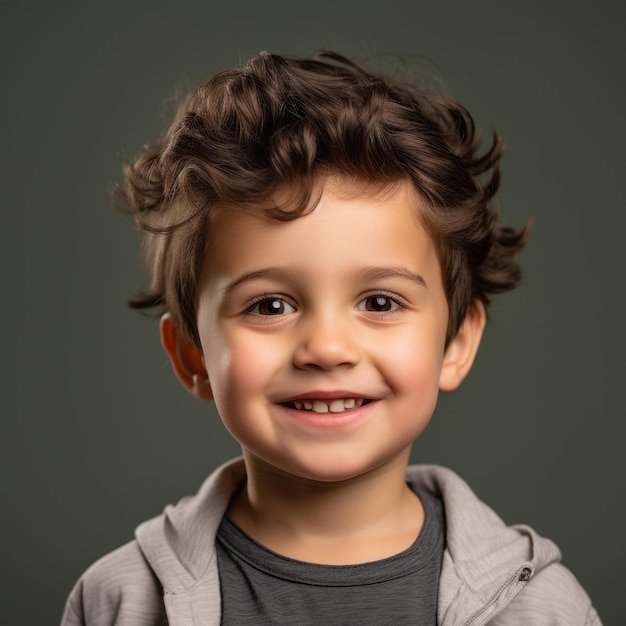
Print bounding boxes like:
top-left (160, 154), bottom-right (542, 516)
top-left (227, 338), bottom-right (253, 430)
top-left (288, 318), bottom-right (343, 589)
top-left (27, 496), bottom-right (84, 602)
top-left (357, 266), bottom-right (428, 288)
top-left (222, 265), bottom-right (427, 294)
top-left (222, 268), bottom-right (291, 295)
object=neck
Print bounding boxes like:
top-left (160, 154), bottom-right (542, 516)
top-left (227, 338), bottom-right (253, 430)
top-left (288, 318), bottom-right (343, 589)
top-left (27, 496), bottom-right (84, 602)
top-left (227, 450), bottom-right (424, 564)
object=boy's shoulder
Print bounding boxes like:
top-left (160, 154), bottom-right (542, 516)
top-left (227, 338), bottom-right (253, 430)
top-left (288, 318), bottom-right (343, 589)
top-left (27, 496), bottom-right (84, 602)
top-left (62, 460), bottom-right (600, 625)
top-left (408, 465), bottom-right (600, 624)
top-left (61, 539), bottom-right (166, 625)
top-left (61, 459), bottom-right (245, 626)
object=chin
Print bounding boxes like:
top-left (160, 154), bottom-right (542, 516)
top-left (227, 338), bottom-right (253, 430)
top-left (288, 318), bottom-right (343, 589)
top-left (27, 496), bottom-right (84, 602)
top-left (278, 451), bottom-right (401, 485)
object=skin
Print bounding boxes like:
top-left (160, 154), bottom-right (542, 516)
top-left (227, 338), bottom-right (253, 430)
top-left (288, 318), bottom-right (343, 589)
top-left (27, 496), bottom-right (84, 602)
top-left (161, 177), bottom-right (485, 564)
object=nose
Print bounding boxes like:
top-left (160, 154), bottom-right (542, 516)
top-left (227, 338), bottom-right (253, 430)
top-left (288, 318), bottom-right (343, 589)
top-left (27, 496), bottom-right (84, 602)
top-left (292, 312), bottom-right (361, 371)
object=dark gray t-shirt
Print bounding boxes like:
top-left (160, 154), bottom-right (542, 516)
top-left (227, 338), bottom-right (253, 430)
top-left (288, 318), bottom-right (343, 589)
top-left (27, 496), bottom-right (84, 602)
top-left (216, 482), bottom-right (445, 625)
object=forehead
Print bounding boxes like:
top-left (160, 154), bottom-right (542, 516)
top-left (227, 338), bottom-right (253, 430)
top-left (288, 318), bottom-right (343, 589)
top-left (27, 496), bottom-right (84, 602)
top-left (201, 177), bottom-right (442, 288)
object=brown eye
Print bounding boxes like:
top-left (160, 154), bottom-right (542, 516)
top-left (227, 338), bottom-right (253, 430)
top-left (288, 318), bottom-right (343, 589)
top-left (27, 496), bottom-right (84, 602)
top-left (368, 296), bottom-right (392, 311)
top-left (250, 298), bottom-right (295, 315)
top-left (356, 295), bottom-right (403, 313)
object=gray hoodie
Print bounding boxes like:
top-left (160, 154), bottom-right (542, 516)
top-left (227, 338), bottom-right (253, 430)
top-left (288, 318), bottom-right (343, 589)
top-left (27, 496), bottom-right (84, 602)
top-left (62, 459), bottom-right (601, 625)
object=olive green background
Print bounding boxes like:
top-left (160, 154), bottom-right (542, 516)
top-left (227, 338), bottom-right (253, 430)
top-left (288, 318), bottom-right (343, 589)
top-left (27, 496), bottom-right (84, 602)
top-left (3, 1), bottom-right (623, 622)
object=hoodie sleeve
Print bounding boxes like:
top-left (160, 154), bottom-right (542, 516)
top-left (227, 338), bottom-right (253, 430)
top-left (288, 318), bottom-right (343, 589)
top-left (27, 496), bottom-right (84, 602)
top-left (60, 540), bottom-right (167, 625)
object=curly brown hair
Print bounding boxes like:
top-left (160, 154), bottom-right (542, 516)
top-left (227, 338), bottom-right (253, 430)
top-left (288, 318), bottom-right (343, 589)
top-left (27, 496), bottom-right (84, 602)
top-left (120, 50), bottom-right (527, 348)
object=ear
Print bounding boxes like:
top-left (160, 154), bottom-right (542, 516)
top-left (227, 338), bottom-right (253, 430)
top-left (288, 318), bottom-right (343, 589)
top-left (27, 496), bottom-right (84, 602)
top-left (160, 313), bottom-right (213, 400)
top-left (439, 300), bottom-right (486, 392)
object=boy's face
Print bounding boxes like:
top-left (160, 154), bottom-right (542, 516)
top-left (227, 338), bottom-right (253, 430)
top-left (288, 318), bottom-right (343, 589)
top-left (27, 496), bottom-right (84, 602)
top-left (166, 178), bottom-right (483, 483)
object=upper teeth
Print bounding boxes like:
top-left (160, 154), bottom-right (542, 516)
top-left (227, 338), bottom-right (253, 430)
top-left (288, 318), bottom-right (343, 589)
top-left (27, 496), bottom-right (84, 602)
top-left (290, 398), bottom-right (365, 413)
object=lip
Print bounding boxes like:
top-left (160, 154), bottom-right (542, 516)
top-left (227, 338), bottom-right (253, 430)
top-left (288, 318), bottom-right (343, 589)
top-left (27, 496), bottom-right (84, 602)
top-left (278, 390), bottom-right (373, 402)
top-left (276, 397), bottom-right (378, 429)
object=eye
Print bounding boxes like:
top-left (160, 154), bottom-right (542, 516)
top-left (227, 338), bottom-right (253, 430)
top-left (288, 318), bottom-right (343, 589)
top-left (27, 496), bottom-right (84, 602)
top-left (356, 294), bottom-right (404, 312)
top-left (248, 297), bottom-right (296, 316)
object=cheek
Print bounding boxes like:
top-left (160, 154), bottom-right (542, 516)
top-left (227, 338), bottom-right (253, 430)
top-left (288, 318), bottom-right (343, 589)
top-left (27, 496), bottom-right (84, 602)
top-left (202, 331), bottom-right (281, 406)
top-left (204, 333), bottom-right (288, 448)
top-left (378, 328), bottom-right (445, 387)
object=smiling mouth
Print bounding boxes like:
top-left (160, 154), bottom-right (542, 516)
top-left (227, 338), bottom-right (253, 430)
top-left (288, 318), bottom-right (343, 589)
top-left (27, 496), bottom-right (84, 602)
top-left (282, 398), bottom-right (372, 414)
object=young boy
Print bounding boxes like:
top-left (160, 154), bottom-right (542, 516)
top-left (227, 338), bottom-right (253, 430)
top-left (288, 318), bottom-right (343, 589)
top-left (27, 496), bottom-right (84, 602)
top-left (62, 51), bottom-right (600, 625)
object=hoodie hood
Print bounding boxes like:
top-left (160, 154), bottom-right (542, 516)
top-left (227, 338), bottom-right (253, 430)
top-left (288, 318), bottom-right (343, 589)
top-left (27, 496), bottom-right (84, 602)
top-left (135, 459), bottom-right (562, 625)
top-left (408, 465), bottom-right (561, 624)
top-left (136, 460), bottom-right (246, 624)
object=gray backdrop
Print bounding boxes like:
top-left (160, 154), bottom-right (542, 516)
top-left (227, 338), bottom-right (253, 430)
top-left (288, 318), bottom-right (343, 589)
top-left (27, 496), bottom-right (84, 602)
top-left (3, 1), bottom-right (623, 623)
